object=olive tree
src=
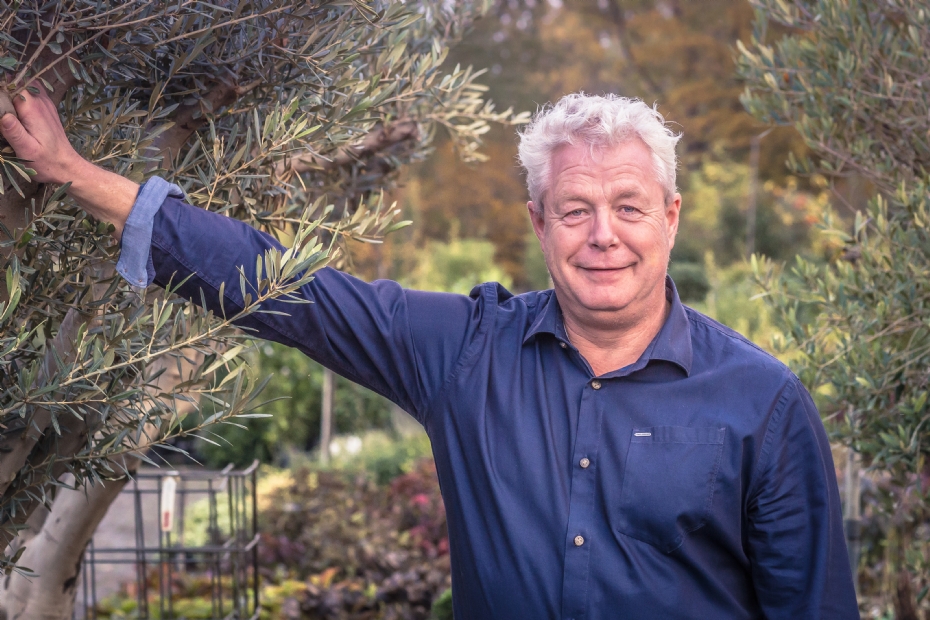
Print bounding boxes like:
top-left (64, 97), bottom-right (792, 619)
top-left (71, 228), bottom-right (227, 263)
top-left (0, 1), bottom-right (524, 616)
top-left (738, 0), bottom-right (930, 614)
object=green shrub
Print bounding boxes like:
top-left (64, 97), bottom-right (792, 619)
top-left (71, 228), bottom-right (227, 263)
top-left (668, 261), bottom-right (709, 303)
top-left (432, 588), bottom-right (454, 620)
top-left (328, 431), bottom-right (433, 485)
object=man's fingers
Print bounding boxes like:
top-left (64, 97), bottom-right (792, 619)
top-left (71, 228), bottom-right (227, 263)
top-left (0, 112), bottom-right (38, 160)
top-left (1, 112), bottom-right (26, 145)
top-left (12, 86), bottom-right (52, 137)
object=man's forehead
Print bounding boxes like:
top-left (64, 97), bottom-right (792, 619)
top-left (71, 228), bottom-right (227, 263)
top-left (552, 178), bottom-right (646, 200)
top-left (551, 141), bottom-right (651, 177)
top-left (551, 137), bottom-right (650, 163)
top-left (550, 158), bottom-right (652, 190)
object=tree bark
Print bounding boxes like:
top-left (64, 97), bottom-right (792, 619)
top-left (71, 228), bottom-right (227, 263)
top-left (147, 74), bottom-right (241, 173)
top-left (320, 367), bottom-right (334, 465)
top-left (894, 569), bottom-right (919, 620)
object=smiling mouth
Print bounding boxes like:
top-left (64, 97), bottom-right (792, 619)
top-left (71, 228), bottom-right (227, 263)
top-left (577, 266), bottom-right (632, 281)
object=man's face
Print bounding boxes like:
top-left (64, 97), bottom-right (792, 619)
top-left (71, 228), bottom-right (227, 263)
top-left (528, 139), bottom-right (681, 329)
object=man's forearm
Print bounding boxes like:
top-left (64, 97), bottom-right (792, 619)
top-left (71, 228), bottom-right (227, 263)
top-left (62, 160), bottom-right (139, 240)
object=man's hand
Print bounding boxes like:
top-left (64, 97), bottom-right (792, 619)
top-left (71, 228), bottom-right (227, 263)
top-left (0, 86), bottom-right (85, 185)
top-left (0, 85), bottom-right (139, 238)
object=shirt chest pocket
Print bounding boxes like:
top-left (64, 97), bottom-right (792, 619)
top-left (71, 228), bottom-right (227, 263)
top-left (614, 425), bottom-right (726, 553)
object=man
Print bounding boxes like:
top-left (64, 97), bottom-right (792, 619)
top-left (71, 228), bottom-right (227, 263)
top-left (1, 90), bottom-right (858, 619)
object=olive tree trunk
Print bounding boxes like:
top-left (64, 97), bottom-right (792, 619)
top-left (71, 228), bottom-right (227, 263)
top-left (0, 468), bottom-right (131, 620)
top-left (0, 348), bottom-right (203, 620)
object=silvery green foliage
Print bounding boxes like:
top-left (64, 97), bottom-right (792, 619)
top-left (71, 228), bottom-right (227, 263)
top-left (738, 0), bottom-right (930, 521)
top-left (0, 0), bottom-right (525, 567)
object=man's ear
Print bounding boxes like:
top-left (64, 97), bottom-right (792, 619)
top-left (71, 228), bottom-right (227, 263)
top-left (665, 192), bottom-right (682, 251)
top-left (527, 200), bottom-right (545, 243)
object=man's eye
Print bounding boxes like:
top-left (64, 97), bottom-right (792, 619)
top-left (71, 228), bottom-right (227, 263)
top-left (619, 206), bottom-right (639, 215)
top-left (567, 209), bottom-right (586, 217)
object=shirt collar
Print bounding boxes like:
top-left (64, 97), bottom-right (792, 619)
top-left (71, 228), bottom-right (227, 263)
top-left (523, 276), bottom-right (693, 376)
top-left (647, 276), bottom-right (693, 376)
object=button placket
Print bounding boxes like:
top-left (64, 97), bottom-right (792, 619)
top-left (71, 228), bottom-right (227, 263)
top-left (560, 377), bottom-right (605, 619)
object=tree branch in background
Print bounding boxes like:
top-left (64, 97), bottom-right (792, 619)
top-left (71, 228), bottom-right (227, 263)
top-left (275, 120), bottom-right (420, 180)
top-left (606, 0), bottom-right (665, 100)
top-left (148, 74), bottom-right (243, 172)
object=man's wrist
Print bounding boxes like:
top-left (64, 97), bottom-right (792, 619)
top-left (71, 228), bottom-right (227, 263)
top-left (52, 154), bottom-right (96, 188)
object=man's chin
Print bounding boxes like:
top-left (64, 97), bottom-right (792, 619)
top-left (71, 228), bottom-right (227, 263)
top-left (568, 291), bottom-right (637, 316)
top-left (552, 279), bottom-right (632, 311)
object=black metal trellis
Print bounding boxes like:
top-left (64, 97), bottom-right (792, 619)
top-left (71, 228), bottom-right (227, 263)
top-left (77, 461), bottom-right (260, 619)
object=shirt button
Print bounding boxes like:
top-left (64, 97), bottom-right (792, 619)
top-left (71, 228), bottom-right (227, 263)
top-left (560, 341), bottom-right (567, 349)
top-left (574, 535), bottom-right (585, 547)
top-left (591, 380), bottom-right (602, 390)
top-left (579, 457), bottom-right (590, 469)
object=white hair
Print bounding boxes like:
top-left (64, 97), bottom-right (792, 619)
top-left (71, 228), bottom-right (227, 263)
top-left (517, 93), bottom-right (681, 212)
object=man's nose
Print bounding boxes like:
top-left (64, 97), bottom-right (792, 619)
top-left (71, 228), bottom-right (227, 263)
top-left (588, 207), bottom-right (619, 249)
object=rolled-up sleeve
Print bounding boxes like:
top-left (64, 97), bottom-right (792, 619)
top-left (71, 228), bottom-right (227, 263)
top-left (115, 176), bottom-right (185, 288)
top-left (746, 377), bottom-right (859, 619)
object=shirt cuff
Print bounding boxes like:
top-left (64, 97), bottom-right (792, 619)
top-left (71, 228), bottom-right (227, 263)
top-left (115, 176), bottom-right (185, 288)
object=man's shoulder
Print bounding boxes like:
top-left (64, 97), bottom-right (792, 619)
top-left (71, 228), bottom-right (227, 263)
top-left (463, 283), bottom-right (557, 339)
top-left (681, 306), bottom-right (817, 441)
top-left (683, 304), bottom-right (794, 382)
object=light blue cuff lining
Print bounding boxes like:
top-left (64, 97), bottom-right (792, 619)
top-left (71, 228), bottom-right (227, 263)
top-left (115, 176), bottom-right (185, 288)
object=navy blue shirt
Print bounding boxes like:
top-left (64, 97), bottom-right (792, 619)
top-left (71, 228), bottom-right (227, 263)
top-left (122, 178), bottom-right (858, 619)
